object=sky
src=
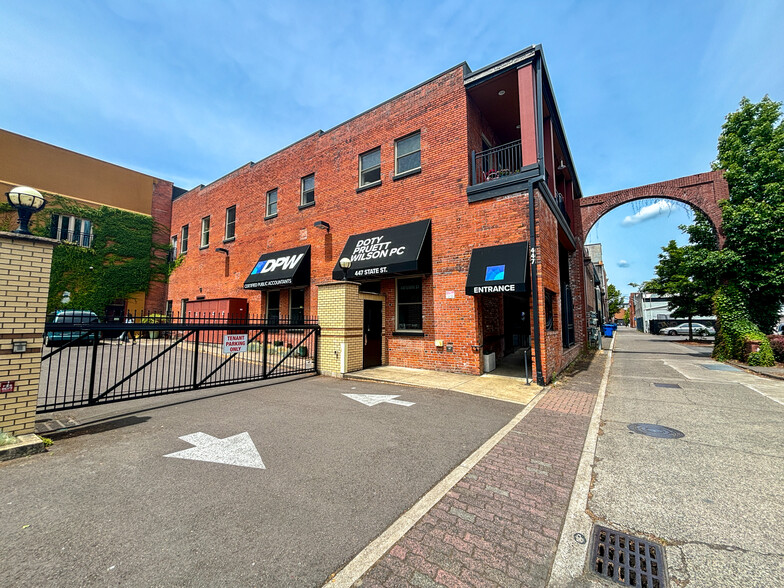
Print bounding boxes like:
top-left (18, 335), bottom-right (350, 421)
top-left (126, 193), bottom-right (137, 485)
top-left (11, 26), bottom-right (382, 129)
top-left (2, 0), bottom-right (783, 300)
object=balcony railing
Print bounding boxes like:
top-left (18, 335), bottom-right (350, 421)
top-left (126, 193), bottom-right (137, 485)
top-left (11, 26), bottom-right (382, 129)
top-left (471, 140), bottom-right (524, 185)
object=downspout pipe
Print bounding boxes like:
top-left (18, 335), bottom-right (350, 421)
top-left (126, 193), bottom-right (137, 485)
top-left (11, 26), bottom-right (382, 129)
top-left (526, 50), bottom-right (547, 386)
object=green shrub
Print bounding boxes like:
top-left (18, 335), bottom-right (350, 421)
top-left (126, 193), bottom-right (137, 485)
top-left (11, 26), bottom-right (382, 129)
top-left (768, 335), bottom-right (784, 363)
top-left (713, 286), bottom-right (775, 366)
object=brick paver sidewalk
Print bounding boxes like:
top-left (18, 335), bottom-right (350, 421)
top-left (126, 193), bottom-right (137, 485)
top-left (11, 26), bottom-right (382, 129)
top-left (356, 351), bottom-right (605, 587)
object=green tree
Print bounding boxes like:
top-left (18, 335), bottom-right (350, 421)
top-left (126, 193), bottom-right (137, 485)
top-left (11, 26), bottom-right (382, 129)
top-left (712, 96), bottom-right (784, 334)
top-left (647, 236), bottom-right (715, 340)
top-left (607, 284), bottom-right (624, 317)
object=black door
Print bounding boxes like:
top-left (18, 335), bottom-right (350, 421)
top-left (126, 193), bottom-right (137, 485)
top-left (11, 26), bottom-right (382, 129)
top-left (363, 300), bottom-right (383, 368)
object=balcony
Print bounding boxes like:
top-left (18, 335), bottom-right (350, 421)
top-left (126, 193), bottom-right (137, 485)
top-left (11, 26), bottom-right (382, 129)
top-left (471, 140), bottom-right (524, 185)
top-left (468, 140), bottom-right (537, 203)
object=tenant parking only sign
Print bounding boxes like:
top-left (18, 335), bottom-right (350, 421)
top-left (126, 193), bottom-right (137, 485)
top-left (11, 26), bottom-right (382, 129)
top-left (223, 334), bottom-right (248, 354)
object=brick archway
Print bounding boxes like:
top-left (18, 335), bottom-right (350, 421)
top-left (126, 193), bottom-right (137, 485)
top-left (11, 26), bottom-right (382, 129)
top-left (577, 171), bottom-right (729, 247)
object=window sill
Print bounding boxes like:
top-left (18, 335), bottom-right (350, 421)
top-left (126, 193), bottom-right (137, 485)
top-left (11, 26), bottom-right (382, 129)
top-left (392, 167), bottom-right (421, 181)
top-left (264, 214), bottom-right (278, 221)
top-left (356, 180), bottom-right (382, 193)
top-left (199, 245), bottom-right (209, 250)
top-left (223, 237), bottom-right (235, 244)
top-left (392, 331), bottom-right (425, 337)
top-left (298, 202), bottom-right (315, 211)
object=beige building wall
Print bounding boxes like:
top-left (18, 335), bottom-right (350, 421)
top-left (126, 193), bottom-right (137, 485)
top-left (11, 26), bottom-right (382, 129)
top-left (0, 232), bottom-right (56, 436)
top-left (0, 128), bottom-right (156, 215)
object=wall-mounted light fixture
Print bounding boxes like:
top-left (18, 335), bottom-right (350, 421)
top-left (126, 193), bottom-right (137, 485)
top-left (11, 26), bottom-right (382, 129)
top-left (497, 89), bottom-right (506, 96)
top-left (12, 341), bottom-right (27, 353)
top-left (6, 186), bottom-right (47, 235)
top-left (557, 160), bottom-right (567, 171)
top-left (339, 257), bottom-right (352, 280)
top-left (215, 247), bottom-right (229, 255)
top-left (313, 220), bottom-right (330, 233)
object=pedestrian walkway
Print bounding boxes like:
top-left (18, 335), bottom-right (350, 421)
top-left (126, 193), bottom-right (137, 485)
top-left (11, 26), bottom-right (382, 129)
top-left (328, 349), bottom-right (609, 587)
top-left (347, 366), bottom-right (540, 405)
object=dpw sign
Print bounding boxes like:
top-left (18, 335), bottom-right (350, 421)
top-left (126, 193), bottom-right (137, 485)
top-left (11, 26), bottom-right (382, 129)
top-left (252, 253), bottom-right (305, 274)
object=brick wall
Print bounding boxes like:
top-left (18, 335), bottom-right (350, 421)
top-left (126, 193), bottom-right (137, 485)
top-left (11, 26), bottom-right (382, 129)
top-left (147, 179), bottom-right (174, 313)
top-left (169, 66), bottom-right (550, 377)
top-left (0, 233), bottom-right (56, 435)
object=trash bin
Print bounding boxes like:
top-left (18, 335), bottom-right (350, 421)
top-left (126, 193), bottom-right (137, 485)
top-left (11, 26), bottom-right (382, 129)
top-left (602, 324), bottom-right (615, 337)
top-left (483, 351), bottom-right (496, 373)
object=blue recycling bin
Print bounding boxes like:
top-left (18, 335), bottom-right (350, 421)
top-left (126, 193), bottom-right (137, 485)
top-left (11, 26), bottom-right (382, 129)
top-left (602, 324), bottom-right (616, 337)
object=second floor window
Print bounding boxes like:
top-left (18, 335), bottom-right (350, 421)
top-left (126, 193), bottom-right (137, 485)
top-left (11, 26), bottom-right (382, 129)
top-left (50, 214), bottom-right (93, 247)
top-left (266, 189), bottom-right (278, 218)
top-left (225, 205), bottom-right (236, 240)
top-left (359, 147), bottom-right (381, 187)
top-left (181, 224), bottom-right (189, 253)
top-left (170, 235), bottom-right (178, 261)
top-left (301, 174), bottom-right (315, 206)
top-left (395, 131), bottom-right (421, 175)
top-left (201, 216), bottom-right (210, 248)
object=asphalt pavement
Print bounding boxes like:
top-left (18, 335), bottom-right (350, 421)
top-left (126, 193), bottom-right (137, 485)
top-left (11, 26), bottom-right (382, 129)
top-left (555, 328), bottom-right (784, 587)
top-left (2, 375), bottom-right (519, 587)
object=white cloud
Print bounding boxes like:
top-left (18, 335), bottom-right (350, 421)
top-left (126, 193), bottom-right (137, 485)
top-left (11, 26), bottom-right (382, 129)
top-left (617, 260), bottom-right (630, 267)
top-left (621, 200), bottom-right (677, 226)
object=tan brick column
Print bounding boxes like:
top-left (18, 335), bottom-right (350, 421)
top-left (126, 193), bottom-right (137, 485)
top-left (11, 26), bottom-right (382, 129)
top-left (316, 281), bottom-right (363, 377)
top-left (0, 232), bottom-right (57, 436)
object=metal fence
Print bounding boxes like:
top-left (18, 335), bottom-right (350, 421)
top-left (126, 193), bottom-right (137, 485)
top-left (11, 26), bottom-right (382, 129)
top-left (38, 313), bottom-right (319, 413)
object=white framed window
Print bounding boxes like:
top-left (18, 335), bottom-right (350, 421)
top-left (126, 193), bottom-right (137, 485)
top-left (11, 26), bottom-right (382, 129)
top-left (200, 216), bottom-right (210, 248)
top-left (225, 205), bottom-right (236, 240)
top-left (181, 224), bottom-right (189, 253)
top-left (395, 131), bottom-right (421, 176)
top-left (170, 235), bottom-right (178, 261)
top-left (50, 214), bottom-right (93, 247)
top-left (266, 189), bottom-right (278, 218)
top-left (359, 147), bottom-right (381, 187)
top-left (396, 277), bottom-right (423, 332)
top-left (301, 174), bottom-right (315, 206)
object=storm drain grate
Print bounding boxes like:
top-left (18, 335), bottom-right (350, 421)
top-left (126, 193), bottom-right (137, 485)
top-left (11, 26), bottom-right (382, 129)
top-left (590, 525), bottom-right (667, 587)
top-left (653, 383), bottom-right (681, 389)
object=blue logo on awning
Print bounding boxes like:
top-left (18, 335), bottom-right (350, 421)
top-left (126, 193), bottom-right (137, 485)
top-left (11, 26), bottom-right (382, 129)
top-left (485, 265), bottom-right (505, 281)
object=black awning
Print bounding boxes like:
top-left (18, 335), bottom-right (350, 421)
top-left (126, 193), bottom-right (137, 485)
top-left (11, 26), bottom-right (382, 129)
top-left (465, 242), bottom-right (529, 295)
top-left (243, 245), bottom-right (310, 290)
top-left (332, 219), bottom-right (432, 280)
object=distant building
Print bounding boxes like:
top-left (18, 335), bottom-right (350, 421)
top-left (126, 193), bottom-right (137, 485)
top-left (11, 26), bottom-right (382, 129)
top-left (0, 128), bottom-right (180, 315)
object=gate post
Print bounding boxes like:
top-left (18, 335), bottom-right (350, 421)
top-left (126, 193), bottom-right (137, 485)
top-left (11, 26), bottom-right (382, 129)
top-left (316, 281), bottom-right (364, 377)
top-left (0, 232), bottom-right (57, 437)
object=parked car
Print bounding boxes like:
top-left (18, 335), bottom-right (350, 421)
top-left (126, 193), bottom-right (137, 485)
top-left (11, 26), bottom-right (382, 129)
top-left (664, 322), bottom-right (715, 336)
top-left (44, 310), bottom-right (101, 346)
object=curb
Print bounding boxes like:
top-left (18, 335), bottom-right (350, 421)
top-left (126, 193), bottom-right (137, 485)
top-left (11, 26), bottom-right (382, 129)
top-left (0, 434), bottom-right (46, 462)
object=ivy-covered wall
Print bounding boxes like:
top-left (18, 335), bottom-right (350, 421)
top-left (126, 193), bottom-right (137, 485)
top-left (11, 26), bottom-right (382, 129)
top-left (1, 194), bottom-right (171, 314)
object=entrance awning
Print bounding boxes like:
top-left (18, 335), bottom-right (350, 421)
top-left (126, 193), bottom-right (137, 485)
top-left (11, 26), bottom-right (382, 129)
top-left (243, 245), bottom-right (310, 290)
top-left (465, 242), bottom-right (529, 295)
top-left (332, 219), bottom-right (431, 280)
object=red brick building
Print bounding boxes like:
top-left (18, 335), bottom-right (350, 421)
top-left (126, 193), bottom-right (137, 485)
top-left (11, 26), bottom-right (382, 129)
top-left (168, 46), bottom-right (587, 384)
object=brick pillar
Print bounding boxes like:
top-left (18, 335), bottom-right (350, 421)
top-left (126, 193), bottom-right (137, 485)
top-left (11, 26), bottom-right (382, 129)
top-left (316, 281), bottom-right (363, 377)
top-left (0, 232), bottom-right (57, 436)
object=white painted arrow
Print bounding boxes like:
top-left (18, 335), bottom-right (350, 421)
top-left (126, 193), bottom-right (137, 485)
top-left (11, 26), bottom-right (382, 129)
top-left (343, 393), bottom-right (415, 407)
top-left (164, 432), bottom-right (266, 469)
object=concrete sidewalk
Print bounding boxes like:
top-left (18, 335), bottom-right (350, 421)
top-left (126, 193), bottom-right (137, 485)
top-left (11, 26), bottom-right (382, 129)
top-left (329, 349), bottom-right (609, 587)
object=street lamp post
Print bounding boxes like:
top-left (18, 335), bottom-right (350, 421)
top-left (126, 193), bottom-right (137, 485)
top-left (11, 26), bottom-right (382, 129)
top-left (6, 186), bottom-right (47, 235)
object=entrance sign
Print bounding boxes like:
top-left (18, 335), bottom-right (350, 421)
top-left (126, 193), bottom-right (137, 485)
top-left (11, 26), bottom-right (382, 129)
top-left (343, 393), bottom-right (415, 407)
top-left (243, 245), bottom-right (310, 289)
top-left (223, 334), bottom-right (248, 353)
top-left (164, 432), bottom-right (266, 469)
top-left (465, 242), bottom-right (529, 295)
top-left (332, 219), bottom-right (431, 280)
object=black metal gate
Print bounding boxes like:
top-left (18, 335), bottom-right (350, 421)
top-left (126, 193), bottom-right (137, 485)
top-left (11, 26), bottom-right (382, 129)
top-left (38, 314), bottom-right (319, 413)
